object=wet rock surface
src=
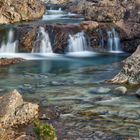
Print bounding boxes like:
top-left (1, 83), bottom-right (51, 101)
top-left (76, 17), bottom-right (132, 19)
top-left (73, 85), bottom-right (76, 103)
top-left (0, 58), bottom-right (24, 66)
top-left (15, 23), bottom-right (82, 52)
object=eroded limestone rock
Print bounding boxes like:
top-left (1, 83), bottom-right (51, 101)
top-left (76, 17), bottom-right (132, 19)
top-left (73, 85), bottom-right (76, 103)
top-left (0, 90), bottom-right (39, 128)
top-left (110, 46), bottom-right (140, 85)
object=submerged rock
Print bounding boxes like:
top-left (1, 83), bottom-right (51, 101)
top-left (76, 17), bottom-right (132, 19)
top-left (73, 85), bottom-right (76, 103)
top-left (39, 105), bottom-right (60, 120)
top-left (110, 46), bottom-right (140, 85)
top-left (119, 110), bottom-right (139, 119)
top-left (0, 90), bottom-right (39, 128)
top-left (89, 87), bottom-right (111, 94)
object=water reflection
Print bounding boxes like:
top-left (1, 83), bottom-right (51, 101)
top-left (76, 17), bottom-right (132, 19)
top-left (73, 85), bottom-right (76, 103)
top-left (0, 53), bottom-right (128, 75)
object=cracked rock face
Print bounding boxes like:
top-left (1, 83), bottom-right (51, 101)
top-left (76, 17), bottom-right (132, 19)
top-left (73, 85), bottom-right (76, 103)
top-left (110, 46), bottom-right (140, 85)
top-left (0, 90), bottom-right (39, 128)
top-left (0, 0), bottom-right (45, 24)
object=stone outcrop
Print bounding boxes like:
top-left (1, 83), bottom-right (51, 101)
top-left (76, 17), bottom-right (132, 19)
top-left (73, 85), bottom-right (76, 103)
top-left (0, 0), bottom-right (45, 24)
top-left (67, 0), bottom-right (140, 52)
top-left (0, 90), bottom-right (39, 128)
top-left (16, 23), bottom-right (82, 53)
top-left (68, 0), bottom-right (140, 22)
top-left (109, 46), bottom-right (140, 85)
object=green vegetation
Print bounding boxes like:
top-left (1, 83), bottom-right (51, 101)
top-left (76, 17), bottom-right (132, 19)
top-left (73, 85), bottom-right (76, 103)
top-left (34, 120), bottom-right (57, 140)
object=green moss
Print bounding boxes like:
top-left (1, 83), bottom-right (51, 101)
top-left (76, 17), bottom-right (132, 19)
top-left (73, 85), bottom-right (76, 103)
top-left (34, 120), bottom-right (56, 140)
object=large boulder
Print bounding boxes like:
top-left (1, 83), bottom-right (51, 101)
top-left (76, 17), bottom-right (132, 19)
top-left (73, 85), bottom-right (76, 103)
top-left (0, 90), bottom-right (39, 128)
top-left (109, 45), bottom-right (140, 85)
top-left (0, 0), bottom-right (45, 24)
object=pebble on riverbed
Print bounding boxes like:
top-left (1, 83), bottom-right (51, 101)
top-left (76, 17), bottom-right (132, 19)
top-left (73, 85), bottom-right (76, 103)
top-left (114, 86), bottom-right (127, 94)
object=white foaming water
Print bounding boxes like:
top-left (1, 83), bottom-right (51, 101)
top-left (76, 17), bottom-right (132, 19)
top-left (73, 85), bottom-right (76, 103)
top-left (66, 51), bottom-right (100, 57)
top-left (67, 31), bottom-right (89, 52)
top-left (32, 27), bottom-right (53, 53)
top-left (47, 8), bottom-right (64, 14)
top-left (0, 53), bottom-right (62, 60)
top-left (0, 29), bottom-right (18, 53)
top-left (107, 28), bottom-right (122, 53)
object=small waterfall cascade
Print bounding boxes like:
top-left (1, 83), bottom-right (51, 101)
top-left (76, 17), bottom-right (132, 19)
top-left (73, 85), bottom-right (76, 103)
top-left (107, 28), bottom-right (122, 52)
top-left (32, 27), bottom-right (53, 53)
top-left (58, 8), bottom-right (62, 11)
top-left (47, 7), bottom-right (63, 14)
top-left (67, 31), bottom-right (89, 52)
top-left (0, 29), bottom-right (18, 53)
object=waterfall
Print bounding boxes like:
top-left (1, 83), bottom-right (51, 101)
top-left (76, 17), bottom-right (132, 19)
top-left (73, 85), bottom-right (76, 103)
top-left (0, 29), bottom-right (18, 53)
top-left (107, 28), bottom-right (122, 52)
top-left (67, 31), bottom-right (88, 52)
top-left (58, 8), bottom-right (62, 11)
top-left (32, 27), bottom-right (53, 53)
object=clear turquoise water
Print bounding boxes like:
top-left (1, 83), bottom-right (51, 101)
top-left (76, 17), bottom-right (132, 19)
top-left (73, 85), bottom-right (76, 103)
top-left (0, 53), bottom-right (140, 139)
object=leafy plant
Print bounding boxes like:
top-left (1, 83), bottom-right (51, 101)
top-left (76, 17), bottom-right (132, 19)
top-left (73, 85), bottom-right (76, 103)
top-left (34, 120), bottom-right (57, 140)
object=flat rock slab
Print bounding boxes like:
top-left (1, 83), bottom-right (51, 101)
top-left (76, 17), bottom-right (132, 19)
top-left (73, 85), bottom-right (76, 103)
top-left (0, 58), bottom-right (24, 66)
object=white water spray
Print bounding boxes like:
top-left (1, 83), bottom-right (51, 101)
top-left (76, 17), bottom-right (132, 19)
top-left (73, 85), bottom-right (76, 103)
top-left (32, 27), bottom-right (53, 53)
top-left (0, 29), bottom-right (18, 53)
top-left (67, 31), bottom-right (89, 52)
top-left (107, 28), bottom-right (122, 53)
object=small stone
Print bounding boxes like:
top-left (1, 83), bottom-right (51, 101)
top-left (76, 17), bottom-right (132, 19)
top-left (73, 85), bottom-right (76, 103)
top-left (114, 86), bottom-right (127, 94)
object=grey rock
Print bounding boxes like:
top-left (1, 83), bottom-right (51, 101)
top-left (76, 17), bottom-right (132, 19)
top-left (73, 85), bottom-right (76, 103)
top-left (114, 86), bottom-right (127, 94)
